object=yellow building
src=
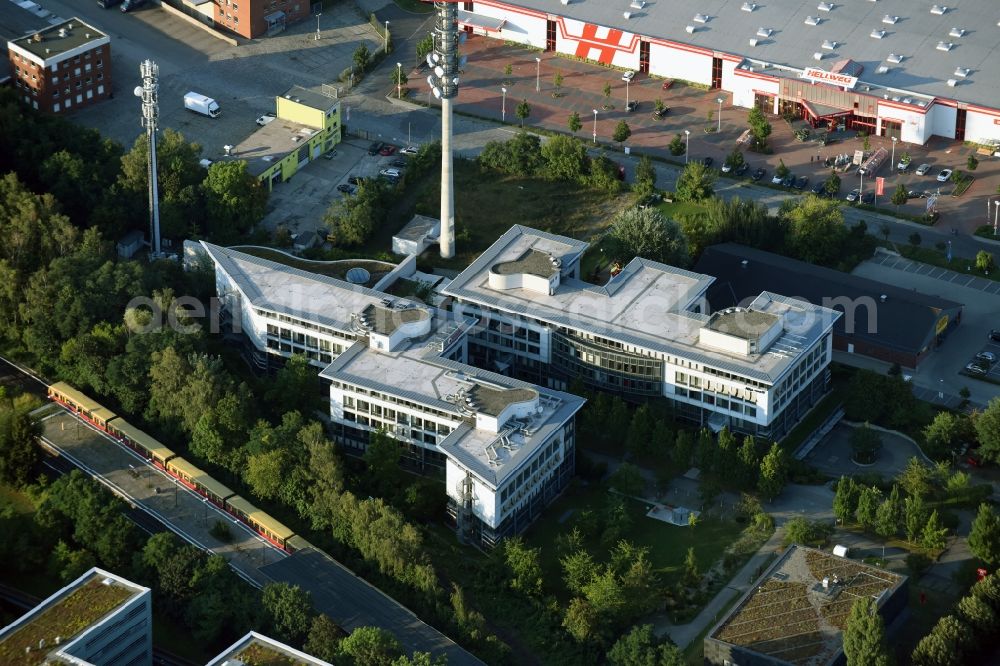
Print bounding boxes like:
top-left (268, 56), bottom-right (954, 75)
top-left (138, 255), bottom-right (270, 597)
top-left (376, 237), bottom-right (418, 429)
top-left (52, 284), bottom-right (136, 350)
top-left (227, 85), bottom-right (342, 191)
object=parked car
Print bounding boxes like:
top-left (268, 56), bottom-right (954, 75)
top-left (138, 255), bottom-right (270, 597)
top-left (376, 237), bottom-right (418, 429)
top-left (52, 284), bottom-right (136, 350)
top-left (379, 145), bottom-right (397, 156)
top-left (976, 351), bottom-right (997, 364)
top-left (860, 192), bottom-right (875, 204)
top-left (966, 362), bottom-right (988, 375)
top-left (936, 168), bottom-right (953, 182)
top-left (347, 176), bottom-right (365, 186)
top-left (322, 150), bottom-right (337, 160)
top-left (337, 183), bottom-right (355, 194)
top-left (389, 159), bottom-right (407, 168)
top-left (622, 71), bottom-right (636, 82)
top-left (845, 188), bottom-right (861, 202)
top-left (637, 193), bottom-right (663, 210)
top-left (991, 329), bottom-right (1000, 342)
top-left (781, 175), bottom-right (795, 187)
top-left (399, 146), bottom-right (419, 156)
top-left (625, 100), bottom-right (639, 112)
top-left (256, 112), bottom-right (276, 126)
top-left (734, 163), bottom-right (750, 176)
top-left (652, 106), bottom-right (669, 119)
top-left (721, 161), bottom-right (733, 173)
top-left (810, 182), bottom-right (827, 196)
top-left (907, 189), bottom-right (928, 199)
top-left (915, 163), bottom-right (932, 176)
top-left (379, 168), bottom-right (402, 179)
top-left (120, 0), bottom-right (147, 12)
top-left (793, 176), bottom-right (809, 190)
top-left (367, 142), bottom-right (384, 156)
top-left (897, 159), bottom-right (911, 172)
top-left (771, 173), bottom-right (785, 185)
top-left (701, 157), bottom-right (714, 168)
top-left (751, 167), bottom-right (766, 181)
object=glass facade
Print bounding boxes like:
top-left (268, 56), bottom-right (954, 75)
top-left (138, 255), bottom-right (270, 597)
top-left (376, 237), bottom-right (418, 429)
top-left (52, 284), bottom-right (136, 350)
top-left (552, 331), bottom-right (663, 395)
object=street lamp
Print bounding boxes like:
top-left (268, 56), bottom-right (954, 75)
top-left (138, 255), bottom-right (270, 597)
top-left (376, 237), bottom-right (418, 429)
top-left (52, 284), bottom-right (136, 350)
top-left (592, 108), bottom-right (598, 144)
top-left (501, 87), bottom-right (507, 122)
top-left (626, 77), bottom-right (630, 109)
top-left (891, 136), bottom-right (898, 172)
top-left (314, 12), bottom-right (321, 41)
top-left (684, 129), bottom-right (690, 163)
top-left (859, 170), bottom-right (864, 205)
top-left (396, 62), bottom-right (402, 99)
top-left (202, 496), bottom-right (209, 526)
top-left (716, 96), bottom-right (724, 132)
top-left (994, 200), bottom-right (1000, 236)
top-left (535, 56), bottom-right (541, 92)
top-left (384, 20), bottom-right (389, 53)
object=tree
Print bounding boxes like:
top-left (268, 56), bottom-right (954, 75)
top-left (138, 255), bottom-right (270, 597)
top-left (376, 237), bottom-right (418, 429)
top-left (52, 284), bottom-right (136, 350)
top-left (850, 423), bottom-right (881, 464)
top-left (892, 183), bottom-right (908, 210)
top-left (898, 457), bottom-right (934, 498)
top-left (514, 99), bottom-right (531, 127)
top-left (975, 398), bottom-right (1000, 464)
top-left (325, 178), bottom-right (389, 246)
top-left (747, 106), bottom-right (772, 150)
top-left (781, 195), bottom-right (847, 266)
top-left (266, 354), bottom-right (321, 417)
top-left (603, 82), bottom-right (613, 107)
top-left (0, 404), bottom-right (40, 487)
top-left (668, 134), bottom-right (685, 156)
top-left (904, 494), bottom-right (929, 543)
top-left (415, 33), bottom-right (433, 60)
top-left (775, 159), bottom-right (790, 178)
top-left (737, 436), bottom-right (759, 490)
top-left (561, 550), bottom-right (598, 595)
top-left (674, 162), bottom-right (716, 202)
top-left (607, 624), bottom-right (683, 666)
top-left (843, 597), bottom-right (891, 666)
top-left (824, 172), bottom-right (841, 197)
top-left (909, 232), bottom-right (922, 247)
top-left (503, 63), bottom-right (513, 82)
top-left (758, 443), bottom-right (788, 500)
top-left (563, 597), bottom-right (597, 642)
top-left (245, 449), bottom-right (286, 500)
top-left (352, 44), bottom-right (371, 73)
top-left (921, 509), bottom-right (948, 550)
top-left (834, 476), bottom-right (861, 524)
top-left (613, 120), bottom-right (632, 146)
top-left (923, 412), bottom-right (964, 460)
top-left (682, 547), bottom-right (699, 586)
top-left (340, 626), bottom-right (403, 666)
top-left (568, 111), bottom-right (582, 134)
top-left (863, 133), bottom-right (871, 152)
top-left (304, 614), bottom-right (347, 662)
top-left (855, 486), bottom-right (881, 531)
top-left (875, 485), bottom-right (903, 539)
top-left (503, 537), bottom-right (543, 596)
top-left (627, 406), bottom-right (657, 456)
top-left (976, 250), bottom-right (995, 274)
top-left (911, 615), bottom-right (973, 666)
top-left (723, 148), bottom-right (745, 172)
top-left (967, 154), bottom-right (979, 171)
top-left (969, 503), bottom-right (1000, 565)
top-left (783, 517), bottom-right (833, 547)
top-left (553, 71), bottom-right (564, 95)
top-left (390, 66), bottom-right (408, 90)
top-left (261, 582), bottom-right (314, 644)
top-left (634, 155), bottom-right (656, 198)
top-left (540, 135), bottom-right (587, 182)
top-left (203, 161), bottom-right (268, 242)
top-left (364, 430), bottom-right (403, 498)
top-left (956, 594), bottom-right (998, 634)
top-left (607, 207), bottom-right (689, 266)
top-left (610, 462), bottom-right (645, 497)
top-left (653, 98), bottom-right (666, 117)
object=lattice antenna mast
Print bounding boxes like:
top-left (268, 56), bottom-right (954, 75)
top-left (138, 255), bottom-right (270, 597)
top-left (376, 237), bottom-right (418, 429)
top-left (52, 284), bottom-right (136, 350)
top-left (135, 60), bottom-right (161, 257)
top-left (426, 2), bottom-right (463, 259)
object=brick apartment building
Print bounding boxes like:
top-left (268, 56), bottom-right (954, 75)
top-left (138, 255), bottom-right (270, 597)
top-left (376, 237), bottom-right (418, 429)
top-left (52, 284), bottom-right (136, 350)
top-left (7, 18), bottom-right (111, 114)
top-left (211, 0), bottom-right (309, 39)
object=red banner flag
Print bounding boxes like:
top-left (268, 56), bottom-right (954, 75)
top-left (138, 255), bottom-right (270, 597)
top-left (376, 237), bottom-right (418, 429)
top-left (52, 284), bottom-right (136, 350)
top-left (876, 176), bottom-right (885, 196)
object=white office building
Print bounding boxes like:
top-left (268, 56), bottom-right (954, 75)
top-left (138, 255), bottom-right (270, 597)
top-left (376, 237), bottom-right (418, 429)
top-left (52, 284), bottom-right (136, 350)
top-left (0, 567), bottom-right (152, 666)
top-left (443, 226), bottom-right (841, 440)
top-left (200, 243), bottom-right (585, 548)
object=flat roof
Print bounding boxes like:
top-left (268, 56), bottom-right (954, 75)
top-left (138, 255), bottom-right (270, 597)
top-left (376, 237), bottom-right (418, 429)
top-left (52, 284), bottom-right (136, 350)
top-left (321, 324), bottom-right (584, 487)
top-left (279, 85), bottom-right (338, 113)
top-left (0, 2), bottom-right (51, 42)
top-left (501, 0), bottom-right (1000, 109)
top-left (695, 243), bottom-right (963, 355)
top-left (225, 120), bottom-right (324, 177)
top-left (493, 249), bottom-right (559, 278)
top-left (11, 18), bottom-right (105, 61)
top-left (361, 303), bottom-right (430, 336)
top-left (201, 243), bottom-right (423, 334)
top-left (707, 309), bottom-right (780, 340)
top-left (207, 631), bottom-right (334, 666)
top-left (710, 545), bottom-right (904, 666)
top-left (395, 214), bottom-right (440, 244)
top-left (444, 226), bottom-right (840, 383)
top-left (0, 568), bottom-right (146, 666)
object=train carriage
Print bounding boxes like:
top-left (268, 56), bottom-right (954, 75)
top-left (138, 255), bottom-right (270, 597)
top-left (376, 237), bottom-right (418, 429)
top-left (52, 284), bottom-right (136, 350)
top-left (193, 475), bottom-right (236, 507)
top-left (48, 382), bottom-right (117, 430)
top-left (286, 535), bottom-right (312, 553)
top-left (106, 417), bottom-right (176, 468)
top-left (165, 457), bottom-right (205, 489)
top-left (225, 495), bottom-right (295, 550)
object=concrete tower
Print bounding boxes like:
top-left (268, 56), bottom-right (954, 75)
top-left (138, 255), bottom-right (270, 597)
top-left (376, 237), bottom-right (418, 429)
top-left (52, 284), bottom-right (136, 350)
top-left (427, 2), bottom-right (460, 259)
top-left (134, 60), bottom-right (161, 257)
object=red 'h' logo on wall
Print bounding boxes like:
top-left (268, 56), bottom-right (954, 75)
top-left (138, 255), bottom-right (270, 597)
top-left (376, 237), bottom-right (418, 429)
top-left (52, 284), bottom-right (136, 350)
top-left (573, 24), bottom-right (625, 64)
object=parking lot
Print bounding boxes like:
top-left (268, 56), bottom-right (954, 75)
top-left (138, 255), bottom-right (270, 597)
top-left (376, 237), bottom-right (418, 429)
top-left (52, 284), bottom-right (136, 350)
top-left (44, 0), bottom-right (381, 158)
top-left (961, 337), bottom-right (1000, 384)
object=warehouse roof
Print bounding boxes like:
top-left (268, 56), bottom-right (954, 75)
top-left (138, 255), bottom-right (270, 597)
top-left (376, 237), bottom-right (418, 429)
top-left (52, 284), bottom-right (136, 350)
top-left (501, 0), bottom-right (1000, 108)
top-left (695, 243), bottom-right (963, 355)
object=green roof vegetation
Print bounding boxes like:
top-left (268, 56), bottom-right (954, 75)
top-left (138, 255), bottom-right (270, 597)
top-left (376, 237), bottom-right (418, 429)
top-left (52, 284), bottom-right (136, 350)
top-left (237, 641), bottom-right (306, 666)
top-left (232, 246), bottom-right (393, 285)
top-left (0, 579), bottom-right (134, 666)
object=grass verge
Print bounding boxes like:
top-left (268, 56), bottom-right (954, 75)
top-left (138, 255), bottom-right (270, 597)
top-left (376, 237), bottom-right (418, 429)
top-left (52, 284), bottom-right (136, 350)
top-left (898, 245), bottom-right (1000, 282)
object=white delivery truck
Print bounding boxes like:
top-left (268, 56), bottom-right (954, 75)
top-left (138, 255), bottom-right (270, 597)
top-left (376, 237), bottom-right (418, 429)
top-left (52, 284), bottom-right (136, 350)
top-left (183, 92), bottom-right (220, 118)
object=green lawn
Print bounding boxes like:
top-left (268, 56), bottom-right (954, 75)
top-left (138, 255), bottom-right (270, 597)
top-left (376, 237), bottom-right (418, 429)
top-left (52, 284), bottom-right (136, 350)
top-left (657, 198), bottom-right (709, 221)
top-left (414, 161), bottom-right (628, 270)
top-left (524, 481), bottom-right (743, 591)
